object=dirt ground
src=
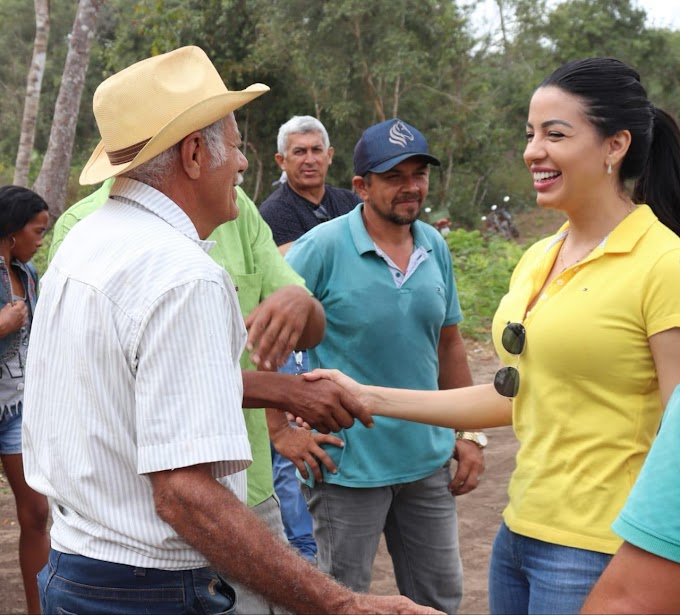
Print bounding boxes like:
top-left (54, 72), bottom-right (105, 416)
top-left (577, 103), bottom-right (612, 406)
top-left (0, 340), bottom-right (515, 614)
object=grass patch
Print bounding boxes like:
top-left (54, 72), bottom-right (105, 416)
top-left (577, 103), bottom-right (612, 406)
top-left (447, 229), bottom-right (524, 341)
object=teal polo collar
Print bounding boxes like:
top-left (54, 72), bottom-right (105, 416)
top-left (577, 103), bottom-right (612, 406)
top-left (348, 203), bottom-right (434, 256)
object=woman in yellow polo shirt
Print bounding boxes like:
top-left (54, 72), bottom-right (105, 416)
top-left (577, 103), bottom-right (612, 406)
top-left (305, 57), bottom-right (680, 615)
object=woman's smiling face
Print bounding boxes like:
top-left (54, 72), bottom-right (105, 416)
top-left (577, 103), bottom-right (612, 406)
top-left (523, 86), bottom-right (610, 212)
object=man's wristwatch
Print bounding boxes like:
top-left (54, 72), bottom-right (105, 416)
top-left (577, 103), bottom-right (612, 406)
top-left (455, 431), bottom-right (488, 449)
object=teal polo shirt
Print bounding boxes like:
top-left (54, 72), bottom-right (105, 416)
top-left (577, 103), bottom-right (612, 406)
top-left (286, 204), bottom-right (462, 487)
top-left (612, 384), bottom-right (680, 563)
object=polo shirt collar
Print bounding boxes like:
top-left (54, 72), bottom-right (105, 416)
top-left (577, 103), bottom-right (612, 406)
top-left (348, 203), bottom-right (434, 255)
top-left (110, 177), bottom-right (216, 253)
top-left (547, 205), bottom-right (656, 256)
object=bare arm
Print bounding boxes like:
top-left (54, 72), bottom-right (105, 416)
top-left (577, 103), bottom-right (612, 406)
top-left (437, 325), bottom-right (484, 495)
top-left (304, 369), bottom-right (512, 429)
top-left (649, 327), bottom-right (680, 408)
top-left (581, 542), bottom-right (680, 614)
top-left (437, 324), bottom-right (473, 390)
top-left (242, 370), bottom-right (374, 433)
top-left (367, 382), bottom-right (511, 428)
top-left (150, 464), bottom-right (442, 615)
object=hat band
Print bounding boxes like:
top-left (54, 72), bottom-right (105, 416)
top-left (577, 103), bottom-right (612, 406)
top-left (106, 138), bottom-right (152, 165)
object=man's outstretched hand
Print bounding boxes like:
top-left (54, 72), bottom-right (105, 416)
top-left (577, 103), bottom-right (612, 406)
top-left (243, 371), bottom-right (373, 434)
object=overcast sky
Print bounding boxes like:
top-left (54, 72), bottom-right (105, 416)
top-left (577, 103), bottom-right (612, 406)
top-left (471, 0), bottom-right (679, 33)
top-left (637, 0), bottom-right (679, 29)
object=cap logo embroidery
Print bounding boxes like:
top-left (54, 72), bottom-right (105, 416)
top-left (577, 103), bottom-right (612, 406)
top-left (388, 121), bottom-right (415, 148)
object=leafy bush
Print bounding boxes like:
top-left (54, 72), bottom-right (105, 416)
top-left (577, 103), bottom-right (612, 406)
top-left (447, 228), bottom-right (524, 340)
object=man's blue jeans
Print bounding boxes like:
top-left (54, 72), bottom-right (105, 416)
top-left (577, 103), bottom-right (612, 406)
top-left (38, 549), bottom-right (236, 614)
top-left (271, 350), bottom-right (317, 562)
top-left (488, 521), bottom-right (612, 615)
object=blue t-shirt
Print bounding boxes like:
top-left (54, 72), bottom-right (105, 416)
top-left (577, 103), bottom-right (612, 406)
top-left (612, 384), bottom-right (680, 563)
top-left (286, 204), bottom-right (462, 487)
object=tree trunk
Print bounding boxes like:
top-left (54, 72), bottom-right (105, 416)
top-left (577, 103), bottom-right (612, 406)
top-left (13, 0), bottom-right (50, 187)
top-left (33, 0), bottom-right (104, 223)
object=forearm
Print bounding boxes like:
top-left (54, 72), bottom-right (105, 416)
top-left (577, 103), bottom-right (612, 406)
top-left (242, 371), bottom-right (295, 410)
top-left (152, 467), bottom-right (356, 614)
top-left (581, 543), bottom-right (680, 614)
top-left (366, 382), bottom-right (512, 429)
top-left (438, 341), bottom-right (473, 390)
top-left (265, 407), bottom-right (289, 441)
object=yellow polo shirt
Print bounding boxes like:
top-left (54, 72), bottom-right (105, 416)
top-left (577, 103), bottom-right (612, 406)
top-left (492, 205), bottom-right (680, 554)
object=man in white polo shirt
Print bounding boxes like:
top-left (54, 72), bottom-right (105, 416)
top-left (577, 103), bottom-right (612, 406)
top-left (22, 46), bottom-right (439, 615)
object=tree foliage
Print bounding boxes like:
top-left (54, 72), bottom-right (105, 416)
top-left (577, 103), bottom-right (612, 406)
top-left (1, 0), bottom-right (679, 224)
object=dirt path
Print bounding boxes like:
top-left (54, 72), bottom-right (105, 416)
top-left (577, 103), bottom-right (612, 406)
top-left (0, 340), bottom-right (516, 614)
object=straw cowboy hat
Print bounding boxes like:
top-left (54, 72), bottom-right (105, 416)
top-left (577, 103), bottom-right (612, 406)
top-left (80, 46), bottom-right (269, 185)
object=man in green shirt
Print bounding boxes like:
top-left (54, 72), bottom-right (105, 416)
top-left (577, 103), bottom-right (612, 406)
top-left (49, 180), bottom-right (351, 614)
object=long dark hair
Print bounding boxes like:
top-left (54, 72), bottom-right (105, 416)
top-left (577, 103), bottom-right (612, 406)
top-left (540, 57), bottom-right (680, 236)
top-left (0, 185), bottom-right (49, 240)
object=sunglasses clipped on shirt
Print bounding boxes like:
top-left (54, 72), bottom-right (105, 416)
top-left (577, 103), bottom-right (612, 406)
top-left (494, 322), bottom-right (526, 398)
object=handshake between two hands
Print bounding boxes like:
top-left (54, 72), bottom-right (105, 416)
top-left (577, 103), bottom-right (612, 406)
top-left (286, 368), bottom-right (371, 432)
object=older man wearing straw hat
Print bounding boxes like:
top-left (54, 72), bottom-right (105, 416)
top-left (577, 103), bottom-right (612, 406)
top-left (21, 47), bottom-right (438, 615)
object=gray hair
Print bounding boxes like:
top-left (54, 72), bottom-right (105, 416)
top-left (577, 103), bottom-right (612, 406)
top-left (124, 118), bottom-right (228, 188)
top-left (277, 115), bottom-right (330, 156)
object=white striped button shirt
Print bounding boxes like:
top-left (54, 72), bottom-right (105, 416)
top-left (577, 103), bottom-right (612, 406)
top-left (23, 178), bottom-right (252, 570)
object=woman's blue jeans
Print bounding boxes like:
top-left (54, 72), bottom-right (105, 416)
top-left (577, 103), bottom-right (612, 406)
top-left (38, 549), bottom-right (236, 614)
top-left (489, 522), bottom-right (612, 615)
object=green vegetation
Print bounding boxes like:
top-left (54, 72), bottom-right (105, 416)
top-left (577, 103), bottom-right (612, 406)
top-left (2, 0), bottom-right (679, 223)
top-left (32, 227), bottom-right (53, 277)
top-left (448, 229), bottom-right (524, 340)
top-left (5, 0), bottom-right (677, 343)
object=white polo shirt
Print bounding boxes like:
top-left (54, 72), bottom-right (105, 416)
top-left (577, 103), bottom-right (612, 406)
top-left (23, 178), bottom-right (251, 570)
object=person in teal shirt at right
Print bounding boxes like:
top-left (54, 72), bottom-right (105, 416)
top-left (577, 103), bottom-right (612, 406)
top-left (581, 384), bottom-right (680, 614)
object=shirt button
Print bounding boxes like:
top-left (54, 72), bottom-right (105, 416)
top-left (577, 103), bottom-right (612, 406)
top-left (556, 279), bottom-right (564, 286)
top-left (17, 382), bottom-right (24, 391)
top-left (541, 293), bottom-right (548, 300)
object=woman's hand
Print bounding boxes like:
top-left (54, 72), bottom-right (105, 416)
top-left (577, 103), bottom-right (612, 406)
top-left (302, 369), bottom-right (368, 406)
top-left (0, 300), bottom-right (27, 336)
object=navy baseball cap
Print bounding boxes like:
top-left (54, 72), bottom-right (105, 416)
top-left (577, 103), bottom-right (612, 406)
top-left (353, 118), bottom-right (441, 176)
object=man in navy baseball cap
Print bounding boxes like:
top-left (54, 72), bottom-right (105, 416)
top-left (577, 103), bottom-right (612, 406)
top-left (285, 115), bottom-right (482, 613)
top-left (353, 118), bottom-right (440, 176)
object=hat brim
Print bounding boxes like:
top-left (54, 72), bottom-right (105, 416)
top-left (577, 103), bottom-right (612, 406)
top-left (364, 152), bottom-right (441, 176)
top-left (79, 84), bottom-right (269, 185)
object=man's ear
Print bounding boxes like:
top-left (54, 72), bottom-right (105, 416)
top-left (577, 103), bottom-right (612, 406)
top-left (274, 152), bottom-right (285, 171)
top-left (352, 175), bottom-right (368, 201)
top-left (179, 131), bottom-right (204, 179)
top-left (327, 146), bottom-right (335, 165)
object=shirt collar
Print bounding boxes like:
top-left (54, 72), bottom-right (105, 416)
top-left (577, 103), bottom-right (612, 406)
top-left (109, 177), bottom-right (216, 253)
top-left (348, 203), bottom-right (434, 255)
top-left (545, 205), bottom-right (656, 256)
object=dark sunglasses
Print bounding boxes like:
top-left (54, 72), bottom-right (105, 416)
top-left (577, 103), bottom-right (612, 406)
top-left (494, 322), bottom-right (526, 398)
